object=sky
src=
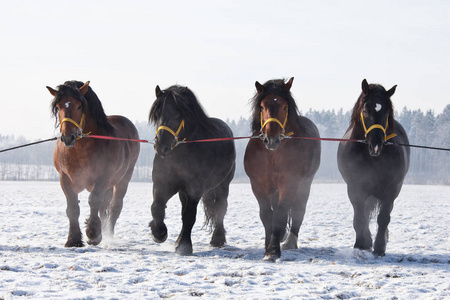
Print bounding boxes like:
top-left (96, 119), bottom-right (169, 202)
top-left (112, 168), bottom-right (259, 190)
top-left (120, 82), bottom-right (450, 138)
top-left (1, 0), bottom-right (449, 140)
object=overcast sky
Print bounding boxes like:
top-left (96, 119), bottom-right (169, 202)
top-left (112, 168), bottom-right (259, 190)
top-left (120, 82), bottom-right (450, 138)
top-left (1, 0), bottom-right (449, 139)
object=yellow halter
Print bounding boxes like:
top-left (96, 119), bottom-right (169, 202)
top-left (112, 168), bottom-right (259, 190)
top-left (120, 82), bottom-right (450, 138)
top-left (260, 109), bottom-right (294, 137)
top-left (155, 119), bottom-right (185, 146)
top-left (360, 112), bottom-right (397, 141)
top-left (59, 114), bottom-right (91, 139)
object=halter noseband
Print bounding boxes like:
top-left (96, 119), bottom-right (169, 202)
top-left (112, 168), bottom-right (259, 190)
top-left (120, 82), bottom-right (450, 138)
top-left (360, 112), bottom-right (397, 141)
top-left (59, 114), bottom-right (90, 138)
top-left (260, 108), bottom-right (293, 138)
top-left (155, 119), bottom-right (185, 148)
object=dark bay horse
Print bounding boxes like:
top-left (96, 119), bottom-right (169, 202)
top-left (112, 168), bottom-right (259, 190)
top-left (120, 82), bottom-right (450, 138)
top-left (244, 78), bottom-right (321, 261)
top-left (48, 81), bottom-right (140, 247)
top-left (337, 79), bottom-right (410, 256)
top-left (148, 85), bottom-right (236, 255)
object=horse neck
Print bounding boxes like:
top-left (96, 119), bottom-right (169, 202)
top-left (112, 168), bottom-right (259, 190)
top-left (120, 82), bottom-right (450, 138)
top-left (83, 113), bottom-right (102, 135)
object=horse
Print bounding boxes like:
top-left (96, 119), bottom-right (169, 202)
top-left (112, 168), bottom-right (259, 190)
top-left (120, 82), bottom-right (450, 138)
top-left (337, 79), bottom-right (410, 256)
top-left (148, 85), bottom-right (236, 255)
top-left (244, 77), bottom-right (321, 261)
top-left (47, 81), bottom-right (140, 247)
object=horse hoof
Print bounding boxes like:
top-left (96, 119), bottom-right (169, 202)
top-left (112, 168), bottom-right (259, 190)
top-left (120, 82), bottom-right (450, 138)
top-left (87, 234), bottom-right (102, 246)
top-left (149, 220), bottom-right (168, 243)
top-left (175, 244), bottom-right (193, 256)
top-left (373, 250), bottom-right (386, 257)
top-left (262, 254), bottom-right (279, 262)
top-left (65, 240), bottom-right (84, 248)
top-left (210, 235), bottom-right (226, 248)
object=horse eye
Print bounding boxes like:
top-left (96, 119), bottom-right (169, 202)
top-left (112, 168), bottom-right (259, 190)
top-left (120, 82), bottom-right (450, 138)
top-left (260, 106), bottom-right (264, 111)
top-left (77, 105), bottom-right (82, 110)
top-left (283, 106), bottom-right (287, 112)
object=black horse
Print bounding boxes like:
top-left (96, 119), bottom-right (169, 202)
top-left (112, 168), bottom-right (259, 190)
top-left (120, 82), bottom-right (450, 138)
top-left (148, 85), bottom-right (236, 255)
top-left (337, 79), bottom-right (410, 256)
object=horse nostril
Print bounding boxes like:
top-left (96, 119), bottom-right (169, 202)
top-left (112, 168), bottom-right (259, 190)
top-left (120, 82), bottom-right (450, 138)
top-left (263, 138), bottom-right (269, 146)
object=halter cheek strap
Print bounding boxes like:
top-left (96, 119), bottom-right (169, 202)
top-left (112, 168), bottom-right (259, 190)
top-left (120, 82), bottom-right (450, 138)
top-left (360, 112), bottom-right (397, 141)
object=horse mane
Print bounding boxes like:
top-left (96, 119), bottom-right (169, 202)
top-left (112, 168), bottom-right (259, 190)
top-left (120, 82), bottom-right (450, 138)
top-left (149, 85), bottom-right (212, 132)
top-left (250, 79), bottom-right (300, 133)
top-left (350, 83), bottom-right (395, 132)
top-left (50, 81), bottom-right (113, 132)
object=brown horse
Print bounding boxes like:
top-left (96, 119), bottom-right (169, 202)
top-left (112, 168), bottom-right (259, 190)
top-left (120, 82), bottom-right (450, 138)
top-left (244, 78), bottom-right (321, 261)
top-left (47, 81), bottom-right (140, 247)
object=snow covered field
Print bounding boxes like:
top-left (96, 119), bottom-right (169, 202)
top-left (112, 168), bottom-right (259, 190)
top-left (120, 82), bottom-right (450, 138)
top-left (0, 181), bottom-right (448, 299)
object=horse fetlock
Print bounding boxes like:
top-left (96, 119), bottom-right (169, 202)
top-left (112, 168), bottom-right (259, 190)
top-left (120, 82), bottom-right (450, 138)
top-left (149, 220), bottom-right (168, 243)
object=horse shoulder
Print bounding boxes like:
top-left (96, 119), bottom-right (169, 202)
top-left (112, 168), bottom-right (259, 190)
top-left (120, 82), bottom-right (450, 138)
top-left (296, 115), bottom-right (320, 138)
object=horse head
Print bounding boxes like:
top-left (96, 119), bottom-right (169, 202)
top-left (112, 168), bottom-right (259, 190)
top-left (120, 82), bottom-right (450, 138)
top-left (358, 79), bottom-right (396, 157)
top-left (255, 77), bottom-right (294, 150)
top-left (150, 85), bottom-right (187, 157)
top-left (48, 81), bottom-right (90, 148)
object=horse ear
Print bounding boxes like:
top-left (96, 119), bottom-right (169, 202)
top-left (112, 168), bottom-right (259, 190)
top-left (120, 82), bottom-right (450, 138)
top-left (182, 86), bottom-right (189, 94)
top-left (362, 79), bottom-right (369, 94)
top-left (46, 86), bottom-right (58, 96)
top-left (386, 85), bottom-right (397, 97)
top-left (79, 81), bottom-right (90, 96)
top-left (285, 77), bottom-right (294, 91)
top-left (255, 81), bottom-right (264, 93)
top-left (155, 85), bottom-right (163, 97)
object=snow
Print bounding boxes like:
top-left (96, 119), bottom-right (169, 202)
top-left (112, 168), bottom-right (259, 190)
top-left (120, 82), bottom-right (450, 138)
top-left (0, 181), bottom-right (448, 299)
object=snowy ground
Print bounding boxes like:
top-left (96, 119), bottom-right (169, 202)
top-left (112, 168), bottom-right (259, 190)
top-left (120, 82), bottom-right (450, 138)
top-left (0, 181), bottom-right (448, 299)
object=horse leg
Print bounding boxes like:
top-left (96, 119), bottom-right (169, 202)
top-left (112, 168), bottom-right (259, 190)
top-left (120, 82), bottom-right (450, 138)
top-left (373, 200), bottom-right (394, 256)
top-left (105, 173), bottom-right (132, 237)
top-left (86, 185), bottom-right (107, 246)
top-left (349, 188), bottom-right (372, 250)
top-left (264, 200), bottom-right (289, 261)
top-left (205, 177), bottom-right (232, 248)
top-left (175, 190), bottom-right (201, 255)
top-left (282, 184), bottom-right (311, 251)
top-left (149, 184), bottom-right (176, 243)
top-left (60, 175), bottom-right (83, 247)
top-left (100, 188), bottom-right (113, 231)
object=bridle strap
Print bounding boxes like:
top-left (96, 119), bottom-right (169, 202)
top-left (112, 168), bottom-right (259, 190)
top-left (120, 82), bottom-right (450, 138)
top-left (260, 109), bottom-right (289, 131)
top-left (360, 112), bottom-right (397, 141)
top-left (155, 119), bottom-right (185, 141)
top-left (60, 114), bottom-right (85, 131)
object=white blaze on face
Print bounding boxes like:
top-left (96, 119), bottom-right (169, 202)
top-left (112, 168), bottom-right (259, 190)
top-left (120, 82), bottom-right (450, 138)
top-left (65, 101), bottom-right (70, 108)
top-left (375, 103), bottom-right (382, 112)
top-left (273, 98), bottom-right (278, 102)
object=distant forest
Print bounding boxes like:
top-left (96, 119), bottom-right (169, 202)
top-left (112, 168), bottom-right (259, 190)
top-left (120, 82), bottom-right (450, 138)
top-left (1, 105), bottom-right (449, 185)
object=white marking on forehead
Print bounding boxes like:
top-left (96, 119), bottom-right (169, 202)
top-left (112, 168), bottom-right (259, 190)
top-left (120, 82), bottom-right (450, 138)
top-left (375, 103), bottom-right (382, 112)
top-left (65, 101), bottom-right (70, 108)
top-left (273, 98), bottom-right (278, 102)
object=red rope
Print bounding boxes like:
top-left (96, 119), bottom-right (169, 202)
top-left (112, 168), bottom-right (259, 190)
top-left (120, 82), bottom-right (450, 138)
top-left (86, 134), bottom-right (151, 143)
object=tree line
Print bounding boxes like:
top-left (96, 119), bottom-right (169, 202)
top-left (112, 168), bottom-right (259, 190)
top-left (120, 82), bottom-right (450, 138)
top-left (1, 105), bottom-right (449, 184)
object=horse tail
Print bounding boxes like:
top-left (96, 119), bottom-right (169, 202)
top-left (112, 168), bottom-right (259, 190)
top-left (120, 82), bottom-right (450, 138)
top-left (366, 196), bottom-right (380, 220)
top-left (202, 190), bottom-right (216, 232)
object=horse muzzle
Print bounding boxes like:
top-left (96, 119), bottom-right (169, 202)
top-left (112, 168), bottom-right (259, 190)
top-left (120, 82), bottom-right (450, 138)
top-left (368, 142), bottom-right (383, 157)
top-left (60, 133), bottom-right (77, 148)
top-left (263, 135), bottom-right (281, 151)
top-left (154, 141), bottom-right (173, 158)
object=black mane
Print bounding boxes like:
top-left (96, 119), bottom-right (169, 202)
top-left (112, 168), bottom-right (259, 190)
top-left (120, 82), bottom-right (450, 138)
top-left (350, 83), bottom-right (395, 132)
top-left (50, 81), bottom-right (113, 132)
top-left (250, 79), bottom-right (300, 133)
top-left (149, 85), bottom-right (212, 132)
